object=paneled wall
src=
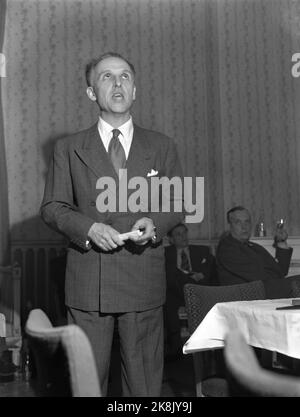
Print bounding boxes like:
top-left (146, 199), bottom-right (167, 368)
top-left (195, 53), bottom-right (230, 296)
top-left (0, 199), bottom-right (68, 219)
top-left (2, 0), bottom-right (300, 243)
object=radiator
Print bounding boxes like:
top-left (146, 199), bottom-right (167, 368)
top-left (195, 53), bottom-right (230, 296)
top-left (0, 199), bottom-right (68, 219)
top-left (11, 240), bottom-right (67, 329)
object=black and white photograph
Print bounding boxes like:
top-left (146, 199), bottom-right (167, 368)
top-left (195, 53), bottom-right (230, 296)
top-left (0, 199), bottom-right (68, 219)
top-left (1, 0), bottom-right (300, 403)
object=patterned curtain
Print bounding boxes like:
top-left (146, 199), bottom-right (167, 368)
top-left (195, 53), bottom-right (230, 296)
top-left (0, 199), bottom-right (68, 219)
top-left (2, 0), bottom-right (300, 242)
top-left (0, 0), bottom-right (9, 265)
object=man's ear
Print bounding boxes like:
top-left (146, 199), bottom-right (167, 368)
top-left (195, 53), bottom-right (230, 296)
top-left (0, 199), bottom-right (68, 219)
top-left (133, 85), bottom-right (136, 101)
top-left (86, 86), bottom-right (97, 102)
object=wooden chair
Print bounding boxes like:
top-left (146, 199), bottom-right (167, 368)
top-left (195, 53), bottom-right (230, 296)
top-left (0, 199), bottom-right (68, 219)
top-left (183, 281), bottom-right (265, 397)
top-left (225, 329), bottom-right (300, 396)
top-left (25, 308), bottom-right (101, 397)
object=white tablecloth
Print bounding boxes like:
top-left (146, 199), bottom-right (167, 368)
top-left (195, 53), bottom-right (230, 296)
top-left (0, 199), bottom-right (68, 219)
top-left (183, 298), bottom-right (300, 359)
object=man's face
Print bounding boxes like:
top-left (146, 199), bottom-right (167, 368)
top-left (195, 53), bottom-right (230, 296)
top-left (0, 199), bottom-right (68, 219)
top-left (229, 210), bottom-right (252, 242)
top-left (87, 56), bottom-right (136, 119)
top-left (170, 226), bottom-right (189, 249)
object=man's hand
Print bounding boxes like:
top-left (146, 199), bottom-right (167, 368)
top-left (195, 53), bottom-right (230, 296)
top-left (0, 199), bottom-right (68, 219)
top-left (274, 228), bottom-right (289, 249)
top-left (190, 272), bottom-right (205, 282)
top-left (130, 217), bottom-right (156, 246)
top-left (88, 223), bottom-right (125, 251)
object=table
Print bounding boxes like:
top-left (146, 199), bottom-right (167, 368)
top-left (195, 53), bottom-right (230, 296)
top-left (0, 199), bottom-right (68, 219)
top-left (183, 298), bottom-right (300, 359)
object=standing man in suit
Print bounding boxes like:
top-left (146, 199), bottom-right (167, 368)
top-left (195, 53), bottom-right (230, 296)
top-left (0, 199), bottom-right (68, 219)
top-left (216, 206), bottom-right (294, 298)
top-left (41, 52), bottom-right (184, 396)
top-left (164, 223), bottom-right (216, 360)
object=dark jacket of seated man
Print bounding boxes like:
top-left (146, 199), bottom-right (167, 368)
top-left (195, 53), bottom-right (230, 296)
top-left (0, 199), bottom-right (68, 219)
top-left (216, 206), bottom-right (293, 299)
top-left (165, 245), bottom-right (216, 303)
top-left (165, 224), bottom-right (217, 307)
top-left (164, 223), bottom-right (217, 358)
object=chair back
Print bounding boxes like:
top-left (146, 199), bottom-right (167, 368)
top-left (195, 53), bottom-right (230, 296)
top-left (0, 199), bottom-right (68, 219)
top-left (183, 281), bottom-right (265, 396)
top-left (184, 281), bottom-right (265, 333)
top-left (25, 309), bottom-right (101, 397)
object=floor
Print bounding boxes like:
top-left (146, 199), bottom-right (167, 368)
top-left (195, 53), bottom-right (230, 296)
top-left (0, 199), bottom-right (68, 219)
top-left (2, 349), bottom-right (299, 397)
top-left (161, 355), bottom-right (195, 397)
top-left (106, 338), bottom-right (196, 397)
top-left (0, 338), bottom-right (196, 397)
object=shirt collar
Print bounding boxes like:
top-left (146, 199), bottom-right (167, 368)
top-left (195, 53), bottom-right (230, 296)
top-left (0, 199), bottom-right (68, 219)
top-left (97, 117), bottom-right (134, 160)
top-left (98, 116), bottom-right (133, 148)
top-left (230, 234), bottom-right (253, 246)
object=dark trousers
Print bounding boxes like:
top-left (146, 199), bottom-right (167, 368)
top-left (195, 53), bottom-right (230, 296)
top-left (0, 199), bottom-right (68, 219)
top-left (67, 306), bottom-right (164, 397)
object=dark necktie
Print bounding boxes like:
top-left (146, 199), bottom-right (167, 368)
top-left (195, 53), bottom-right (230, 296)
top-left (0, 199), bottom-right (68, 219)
top-left (181, 249), bottom-right (191, 272)
top-left (108, 129), bottom-right (126, 173)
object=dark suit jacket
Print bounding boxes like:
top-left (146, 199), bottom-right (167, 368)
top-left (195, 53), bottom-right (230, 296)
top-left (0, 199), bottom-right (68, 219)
top-left (41, 123), bottom-right (184, 312)
top-left (165, 244), bottom-right (216, 307)
top-left (216, 234), bottom-right (293, 297)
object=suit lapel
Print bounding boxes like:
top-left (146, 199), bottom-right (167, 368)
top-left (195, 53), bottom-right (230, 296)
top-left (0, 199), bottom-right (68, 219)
top-left (74, 123), bottom-right (116, 179)
top-left (126, 125), bottom-right (153, 179)
top-left (75, 123), bottom-right (154, 181)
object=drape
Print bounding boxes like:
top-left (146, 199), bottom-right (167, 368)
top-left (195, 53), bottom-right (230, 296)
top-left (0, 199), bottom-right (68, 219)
top-left (2, 0), bottom-right (300, 241)
top-left (0, 0), bottom-right (9, 266)
top-left (0, 0), bottom-right (13, 329)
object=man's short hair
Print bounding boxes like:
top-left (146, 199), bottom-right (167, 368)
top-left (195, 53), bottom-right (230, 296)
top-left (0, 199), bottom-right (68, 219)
top-left (226, 206), bottom-right (249, 223)
top-left (167, 223), bottom-right (188, 238)
top-left (85, 52), bottom-right (136, 87)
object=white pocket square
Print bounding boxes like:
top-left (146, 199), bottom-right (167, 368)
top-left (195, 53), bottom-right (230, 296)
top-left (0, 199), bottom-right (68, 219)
top-left (147, 169), bottom-right (158, 177)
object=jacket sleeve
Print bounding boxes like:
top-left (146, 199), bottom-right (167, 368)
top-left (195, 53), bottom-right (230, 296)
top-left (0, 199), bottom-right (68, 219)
top-left (275, 246), bottom-right (293, 276)
top-left (216, 240), bottom-right (266, 283)
top-left (40, 139), bottom-right (95, 251)
top-left (191, 246), bottom-right (214, 277)
top-left (148, 138), bottom-right (185, 241)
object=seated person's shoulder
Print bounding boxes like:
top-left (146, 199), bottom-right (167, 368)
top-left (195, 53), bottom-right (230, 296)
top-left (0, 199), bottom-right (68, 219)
top-left (216, 232), bottom-right (245, 261)
top-left (219, 230), bottom-right (231, 242)
top-left (217, 231), bottom-right (232, 249)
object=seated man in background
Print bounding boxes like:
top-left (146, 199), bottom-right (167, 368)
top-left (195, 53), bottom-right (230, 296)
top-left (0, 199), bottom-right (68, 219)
top-left (216, 206), bottom-right (294, 298)
top-left (164, 223), bottom-right (217, 360)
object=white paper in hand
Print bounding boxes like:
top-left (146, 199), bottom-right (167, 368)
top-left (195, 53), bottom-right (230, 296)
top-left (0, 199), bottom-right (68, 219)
top-left (118, 230), bottom-right (143, 241)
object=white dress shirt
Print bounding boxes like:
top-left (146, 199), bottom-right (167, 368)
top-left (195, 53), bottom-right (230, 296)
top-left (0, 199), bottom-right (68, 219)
top-left (177, 247), bottom-right (192, 273)
top-left (97, 116), bottom-right (134, 159)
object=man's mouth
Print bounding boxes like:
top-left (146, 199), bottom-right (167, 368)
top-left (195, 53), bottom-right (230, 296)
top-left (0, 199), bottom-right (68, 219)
top-left (112, 92), bottom-right (124, 99)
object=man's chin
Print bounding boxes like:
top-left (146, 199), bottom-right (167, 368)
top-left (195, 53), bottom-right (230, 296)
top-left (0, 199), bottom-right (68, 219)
top-left (109, 102), bottom-right (132, 113)
top-left (232, 234), bottom-right (250, 242)
top-left (240, 235), bottom-right (250, 242)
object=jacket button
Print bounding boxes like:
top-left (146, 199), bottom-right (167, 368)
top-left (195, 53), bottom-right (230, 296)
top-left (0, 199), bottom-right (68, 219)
top-left (91, 201), bottom-right (96, 206)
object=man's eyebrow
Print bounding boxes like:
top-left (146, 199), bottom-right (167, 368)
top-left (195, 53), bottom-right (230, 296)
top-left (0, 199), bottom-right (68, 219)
top-left (94, 68), bottom-right (134, 82)
top-left (95, 70), bottom-right (111, 81)
top-left (99, 68), bottom-right (133, 75)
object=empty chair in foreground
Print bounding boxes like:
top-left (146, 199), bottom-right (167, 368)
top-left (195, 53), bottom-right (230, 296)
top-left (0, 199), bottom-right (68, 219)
top-left (25, 308), bottom-right (101, 397)
top-left (183, 281), bottom-right (265, 397)
top-left (224, 329), bottom-right (300, 397)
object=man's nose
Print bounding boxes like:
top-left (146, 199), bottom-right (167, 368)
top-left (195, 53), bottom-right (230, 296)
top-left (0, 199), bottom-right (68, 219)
top-left (114, 75), bottom-right (121, 87)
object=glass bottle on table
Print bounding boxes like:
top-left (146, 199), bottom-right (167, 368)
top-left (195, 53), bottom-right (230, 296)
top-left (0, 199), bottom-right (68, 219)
top-left (258, 222), bottom-right (266, 237)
